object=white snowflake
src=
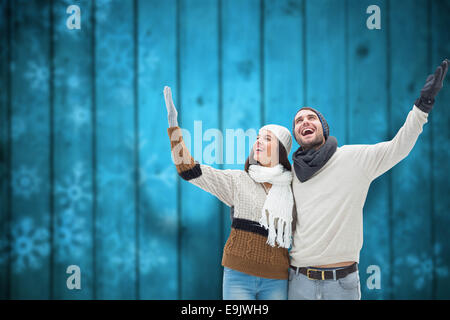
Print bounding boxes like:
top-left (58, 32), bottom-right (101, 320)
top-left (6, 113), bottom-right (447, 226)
top-left (55, 162), bottom-right (92, 212)
top-left (393, 244), bottom-right (449, 290)
top-left (12, 165), bottom-right (41, 199)
top-left (139, 49), bottom-right (160, 77)
top-left (140, 239), bottom-right (170, 275)
top-left (10, 217), bottom-right (50, 273)
top-left (54, 208), bottom-right (90, 262)
top-left (24, 60), bottom-right (49, 91)
top-left (68, 104), bottom-right (91, 129)
top-left (124, 131), bottom-right (148, 152)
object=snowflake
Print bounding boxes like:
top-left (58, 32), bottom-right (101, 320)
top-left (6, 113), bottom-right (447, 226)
top-left (133, 155), bottom-right (177, 189)
top-left (24, 60), bottom-right (49, 91)
top-left (12, 165), bottom-right (41, 199)
top-left (55, 162), bottom-right (92, 212)
top-left (113, 87), bottom-right (134, 106)
top-left (434, 243), bottom-right (449, 278)
top-left (66, 73), bottom-right (81, 89)
top-left (124, 131), bottom-right (148, 152)
top-left (139, 49), bottom-right (160, 77)
top-left (153, 209), bottom-right (178, 235)
top-left (10, 217), bottom-right (50, 273)
top-left (68, 104), bottom-right (90, 129)
top-left (393, 244), bottom-right (449, 290)
top-left (96, 20), bottom-right (134, 88)
top-left (140, 239), bottom-right (170, 275)
top-left (97, 159), bottom-right (132, 190)
top-left (94, 211), bottom-right (173, 287)
top-left (147, 164), bottom-right (176, 188)
top-left (54, 208), bottom-right (90, 263)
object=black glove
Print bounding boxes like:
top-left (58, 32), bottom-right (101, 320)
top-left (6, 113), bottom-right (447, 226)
top-left (415, 59), bottom-right (448, 113)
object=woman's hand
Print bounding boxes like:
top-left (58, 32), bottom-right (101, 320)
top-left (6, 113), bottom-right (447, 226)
top-left (164, 86), bottom-right (178, 127)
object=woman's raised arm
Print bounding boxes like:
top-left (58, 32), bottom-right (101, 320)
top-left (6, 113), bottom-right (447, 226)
top-left (163, 86), bottom-right (240, 207)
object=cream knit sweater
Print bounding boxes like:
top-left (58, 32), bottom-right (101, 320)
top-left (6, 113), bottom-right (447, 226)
top-left (290, 105), bottom-right (428, 267)
top-left (167, 126), bottom-right (295, 279)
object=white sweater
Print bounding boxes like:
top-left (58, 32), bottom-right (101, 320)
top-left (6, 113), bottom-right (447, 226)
top-left (290, 105), bottom-right (428, 267)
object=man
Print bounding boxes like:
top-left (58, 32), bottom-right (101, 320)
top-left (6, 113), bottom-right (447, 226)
top-left (288, 59), bottom-right (448, 300)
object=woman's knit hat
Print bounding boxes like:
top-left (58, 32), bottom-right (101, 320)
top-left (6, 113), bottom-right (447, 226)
top-left (292, 107), bottom-right (329, 140)
top-left (259, 124), bottom-right (292, 154)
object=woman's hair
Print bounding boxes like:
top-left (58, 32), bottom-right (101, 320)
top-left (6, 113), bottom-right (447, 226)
top-left (244, 139), bottom-right (292, 172)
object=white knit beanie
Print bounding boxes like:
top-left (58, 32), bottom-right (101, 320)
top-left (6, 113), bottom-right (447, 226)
top-left (259, 124), bottom-right (292, 154)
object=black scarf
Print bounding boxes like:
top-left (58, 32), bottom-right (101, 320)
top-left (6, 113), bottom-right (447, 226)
top-left (292, 136), bottom-right (338, 182)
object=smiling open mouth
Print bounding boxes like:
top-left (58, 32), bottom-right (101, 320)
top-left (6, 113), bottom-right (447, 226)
top-left (301, 128), bottom-right (315, 137)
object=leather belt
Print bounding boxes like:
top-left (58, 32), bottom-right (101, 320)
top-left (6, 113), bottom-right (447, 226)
top-left (290, 263), bottom-right (358, 281)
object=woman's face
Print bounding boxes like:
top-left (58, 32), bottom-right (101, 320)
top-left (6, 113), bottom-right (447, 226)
top-left (252, 129), bottom-right (279, 167)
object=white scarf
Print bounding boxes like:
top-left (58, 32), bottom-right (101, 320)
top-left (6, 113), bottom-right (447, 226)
top-left (248, 164), bottom-right (294, 248)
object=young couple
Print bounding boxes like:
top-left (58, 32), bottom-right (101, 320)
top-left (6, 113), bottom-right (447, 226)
top-left (163, 59), bottom-right (448, 300)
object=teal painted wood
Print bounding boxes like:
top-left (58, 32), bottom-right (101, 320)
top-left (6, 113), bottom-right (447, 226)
top-left (220, 0), bottom-right (262, 278)
top-left (51, 0), bottom-right (94, 299)
top-left (94, 0), bottom-right (137, 299)
top-left (0, 0), bottom-right (10, 300)
top-left (432, 0), bottom-right (450, 300)
top-left (137, 0), bottom-right (179, 299)
top-left (264, 0), bottom-right (304, 138)
top-left (390, 0), bottom-right (432, 299)
top-left (179, 0), bottom-right (222, 299)
top-left (347, 0), bottom-right (390, 300)
top-left (9, 0), bottom-right (52, 299)
top-left (0, 0), bottom-right (449, 300)
top-left (305, 0), bottom-right (347, 143)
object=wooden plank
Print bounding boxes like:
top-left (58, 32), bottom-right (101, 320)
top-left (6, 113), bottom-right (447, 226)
top-left (432, 0), bottom-right (450, 300)
top-left (179, 0), bottom-right (221, 299)
top-left (9, 0), bottom-right (52, 299)
top-left (94, 0), bottom-right (137, 299)
top-left (347, 0), bottom-right (390, 300)
top-left (220, 0), bottom-right (262, 282)
top-left (264, 0), bottom-right (304, 132)
top-left (305, 0), bottom-right (347, 143)
top-left (137, 0), bottom-right (179, 299)
top-left (51, 0), bottom-right (94, 299)
top-left (0, 0), bottom-right (10, 300)
top-left (389, 0), bottom-right (432, 299)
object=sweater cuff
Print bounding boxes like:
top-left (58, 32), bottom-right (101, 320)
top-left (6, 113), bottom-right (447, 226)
top-left (414, 97), bottom-right (433, 113)
top-left (179, 163), bottom-right (202, 181)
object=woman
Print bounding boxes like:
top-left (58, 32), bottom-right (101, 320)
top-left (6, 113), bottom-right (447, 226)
top-left (164, 86), bottom-right (296, 300)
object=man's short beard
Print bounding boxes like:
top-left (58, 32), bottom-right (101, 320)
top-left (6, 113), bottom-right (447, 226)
top-left (296, 134), bottom-right (325, 151)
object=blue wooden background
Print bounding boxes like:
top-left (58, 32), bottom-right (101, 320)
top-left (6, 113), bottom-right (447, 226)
top-left (0, 0), bottom-right (449, 300)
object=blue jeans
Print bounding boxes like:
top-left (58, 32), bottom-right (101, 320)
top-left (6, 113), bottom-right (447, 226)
top-left (222, 267), bottom-right (288, 300)
top-left (288, 266), bottom-right (361, 300)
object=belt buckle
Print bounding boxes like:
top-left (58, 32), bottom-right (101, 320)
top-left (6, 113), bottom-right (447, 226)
top-left (307, 268), bottom-right (325, 280)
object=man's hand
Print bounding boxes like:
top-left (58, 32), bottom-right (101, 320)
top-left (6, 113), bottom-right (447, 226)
top-left (164, 86), bottom-right (178, 127)
top-left (415, 59), bottom-right (449, 113)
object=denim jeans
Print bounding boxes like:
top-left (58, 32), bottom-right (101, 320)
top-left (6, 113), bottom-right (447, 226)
top-left (288, 266), bottom-right (361, 300)
top-left (222, 267), bottom-right (288, 300)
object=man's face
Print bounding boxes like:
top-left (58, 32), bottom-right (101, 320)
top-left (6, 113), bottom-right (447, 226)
top-left (293, 109), bottom-right (325, 150)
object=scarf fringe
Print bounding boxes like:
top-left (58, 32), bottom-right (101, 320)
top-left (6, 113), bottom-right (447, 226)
top-left (259, 211), bottom-right (292, 249)
top-left (249, 164), bottom-right (294, 249)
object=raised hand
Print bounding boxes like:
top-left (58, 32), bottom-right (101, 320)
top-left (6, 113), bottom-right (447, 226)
top-left (415, 59), bottom-right (449, 113)
top-left (164, 86), bottom-right (178, 127)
